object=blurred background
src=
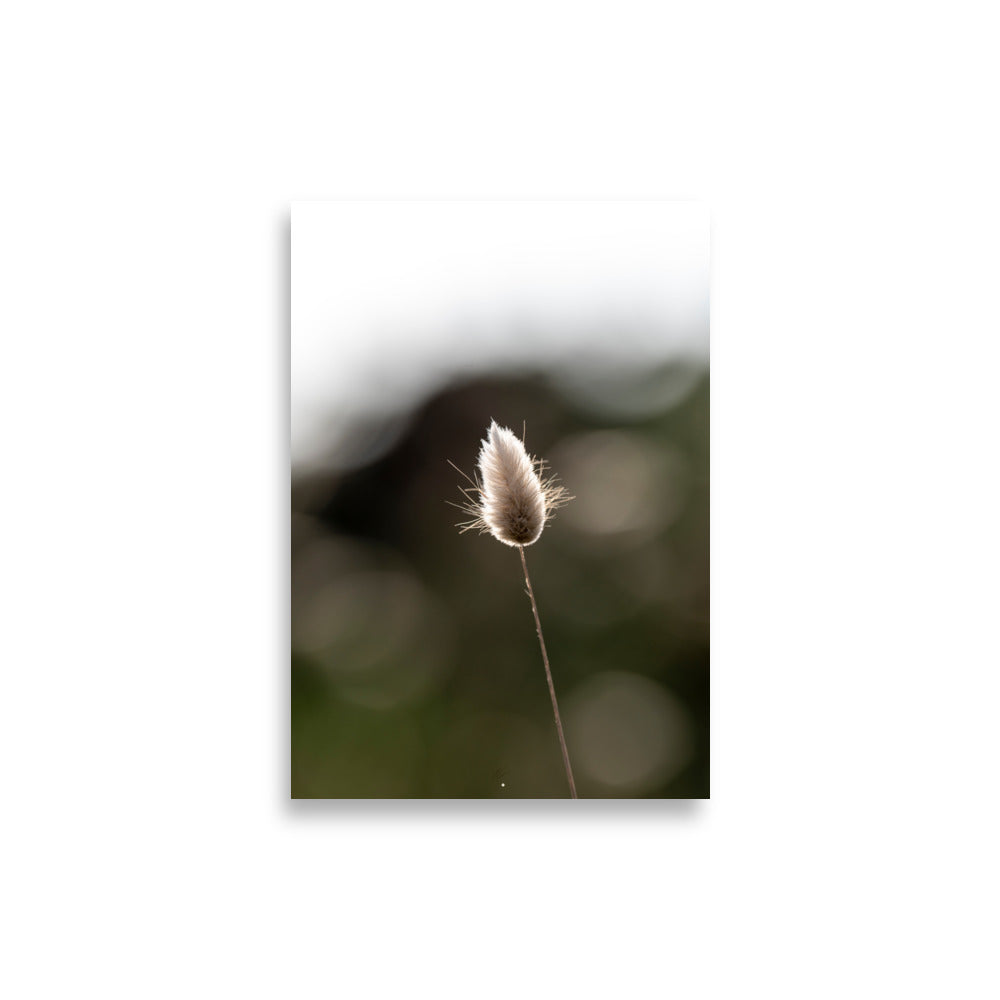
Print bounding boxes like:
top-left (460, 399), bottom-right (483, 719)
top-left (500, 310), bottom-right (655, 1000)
top-left (291, 201), bottom-right (709, 798)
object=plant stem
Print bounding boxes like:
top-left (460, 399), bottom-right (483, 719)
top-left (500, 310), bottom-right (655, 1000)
top-left (518, 546), bottom-right (578, 799)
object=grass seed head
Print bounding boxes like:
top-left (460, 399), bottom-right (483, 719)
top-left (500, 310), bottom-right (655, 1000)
top-left (452, 420), bottom-right (571, 547)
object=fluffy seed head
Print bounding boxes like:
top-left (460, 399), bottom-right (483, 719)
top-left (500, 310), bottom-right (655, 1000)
top-left (479, 422), bottom-right (546, 545)
top-left (452, 421), bottom-right (571, 547)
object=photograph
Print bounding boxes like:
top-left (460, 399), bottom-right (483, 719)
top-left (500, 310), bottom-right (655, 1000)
top-left (7, 6), bottom-right (998, 995)
top-left (291, 200), bottom-right (710, 797)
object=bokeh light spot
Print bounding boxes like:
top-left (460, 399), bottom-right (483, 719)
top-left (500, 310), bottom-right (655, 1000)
top-left (567, 671), bottom-right (694, 795)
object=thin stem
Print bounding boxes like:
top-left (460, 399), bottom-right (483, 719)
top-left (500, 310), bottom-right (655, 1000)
top-left (518, 545), bottom-right (578, 799)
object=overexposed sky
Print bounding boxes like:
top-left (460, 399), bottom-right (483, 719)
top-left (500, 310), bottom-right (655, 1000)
top-left (292, 200), bottom-right (709, 466)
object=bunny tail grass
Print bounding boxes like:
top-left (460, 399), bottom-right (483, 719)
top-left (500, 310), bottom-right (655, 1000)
top-left (451, 421), bottom-right (577, 797)
top-left (479, 421), bottom-right (547, 546)
top-left (519, 545), bottom-right (577, 799)
top-left (451, 420), bottom-right (571, 546)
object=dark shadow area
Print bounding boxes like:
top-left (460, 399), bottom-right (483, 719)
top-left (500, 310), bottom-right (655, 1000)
top-left (291, 363), bottom-right (709, 799)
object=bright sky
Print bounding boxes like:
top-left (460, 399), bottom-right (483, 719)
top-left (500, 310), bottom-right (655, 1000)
top-left (292, 200), bottom-right (709, 466)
